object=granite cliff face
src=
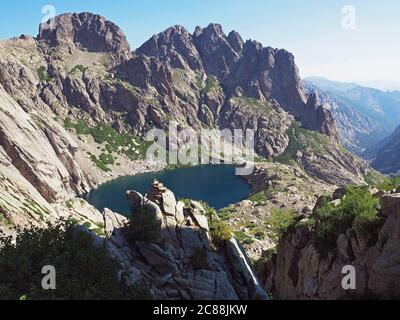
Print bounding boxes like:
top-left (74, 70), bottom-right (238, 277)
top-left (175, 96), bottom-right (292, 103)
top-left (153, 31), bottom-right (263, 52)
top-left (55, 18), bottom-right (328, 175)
top-left (38, 12), bottom-right (132, 60)
top-left (264, 190), bottom-right (400, 300)
top-left (138, 23), bottom-right (338, 140)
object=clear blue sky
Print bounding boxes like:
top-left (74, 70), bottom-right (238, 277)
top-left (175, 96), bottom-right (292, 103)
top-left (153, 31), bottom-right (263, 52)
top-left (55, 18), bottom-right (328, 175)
top-left (1, 0), bottom-right (399, 84)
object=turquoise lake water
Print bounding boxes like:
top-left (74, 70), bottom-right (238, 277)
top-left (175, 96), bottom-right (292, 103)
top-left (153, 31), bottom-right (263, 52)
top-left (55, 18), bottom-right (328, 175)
top-left (82, 165), bottom-right (251, 216)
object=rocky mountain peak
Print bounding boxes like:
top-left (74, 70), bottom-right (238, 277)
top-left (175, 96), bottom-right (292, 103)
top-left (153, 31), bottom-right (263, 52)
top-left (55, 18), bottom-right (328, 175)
top-left (37, 12), bottom-right (131, 59)
top-left (192, 23), bottom-right (241, 77)
top-left (193, 23), bottom-right (225, 37)
top-left (137, 24), bottom-right (203, 70)
top-left (137, 22), bottom-right (339, 140)
top-left (227, 30), bottom-right (244, 52)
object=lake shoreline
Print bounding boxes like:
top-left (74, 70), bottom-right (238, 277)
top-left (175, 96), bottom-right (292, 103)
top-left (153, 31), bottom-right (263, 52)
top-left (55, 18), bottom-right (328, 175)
top-left (82, 164), bottom-right (252, 215)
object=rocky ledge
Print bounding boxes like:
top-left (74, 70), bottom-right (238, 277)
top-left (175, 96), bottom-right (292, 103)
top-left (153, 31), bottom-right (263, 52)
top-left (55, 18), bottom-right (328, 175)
top-left (264, 191), bottom-right (400, 299)
top-left (99, 180), bottom-right (268, 300)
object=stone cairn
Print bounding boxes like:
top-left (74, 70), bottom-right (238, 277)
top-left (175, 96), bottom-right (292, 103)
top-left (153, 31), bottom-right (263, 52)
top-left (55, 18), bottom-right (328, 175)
top-left (148, 179), bottom-right (167, 206)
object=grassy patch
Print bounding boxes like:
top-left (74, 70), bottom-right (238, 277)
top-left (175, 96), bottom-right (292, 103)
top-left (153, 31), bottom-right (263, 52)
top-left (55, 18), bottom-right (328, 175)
top-left (64, 118), bottom-right (151, 171)
top-left (37, 66), bottom-right (51, 82)
top-left (217, 206), bottom-right (236, 221)
top-left (68, 65), bottom-right (88, 75)
top-left (249, 191), bottom-right (272, 206)
top-left (376, 175), bottom-right (400, 191)
top-left (312, 185), bottom-right (382, 257)
top-left (232, 96), bottom-right (274, 114)
top-left (363, 170), bottom-right (384, 186)
top-left (201, 75), bottom-right (221, 94)
top-left (274, 121), bottom-right (331, 165)
top-left (234, 231), bottom-right (254, 245)
top-left (265, 208), bottom-right (297, 241)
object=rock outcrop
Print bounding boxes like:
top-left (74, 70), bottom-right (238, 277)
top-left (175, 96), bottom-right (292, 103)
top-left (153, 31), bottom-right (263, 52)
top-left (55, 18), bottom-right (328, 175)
top-left (38, 12), bottom-right (132, 60)
top-left (264, 192), bottom-right (400, 299)
top-left (105, 181), bottom-right (268, 300)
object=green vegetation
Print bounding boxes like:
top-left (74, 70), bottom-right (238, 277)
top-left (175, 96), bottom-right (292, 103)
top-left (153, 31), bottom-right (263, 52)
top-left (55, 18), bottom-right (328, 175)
top-left (376, 175), bottom-right (400, 191)
top-left (0, 220), bottom-right (152, 300)
top-left (64, 118), bottom-right (151, 171)
top-left (217, 206), bottom-right (236, 221)
top-left (195, 75), bottom-right (203, 89)
top-left (234, 230), bottom-right (254, 245)
top-left (201, 203), bottom-right (233, 243)
top-left (105, 76), bottom-right (143, 97)
top-left (274, 121), bottom-right (331, 165)
top-left (66, 200), bottom-right (74, 209)
top-left (249, 191), bottom-right (271, 206)
top-left (125, 208), bottom-right (162, 245)
top-left (181, 200), bottom-right (233, 243)
top-left (210, 218), bottom-right (233, 242)
top-left (37, 66), bottom-right (51, 82)
top-left (232, 96), bottom-right (274, 114)
top-left (363, 170), bottom-right (384, 186)
top-left (90, 153), bottom-right (115, 172)
top-left (254, 230), bottom-right (266, 240)
top-left (69, 65), bottom-right (88, 75)
top-left (0, 213), bottom-right (12, 228)
top-left (265, 208), bottom-right (297, 241)
top-left (312, 186), bottom-right (382, 257)
top-left (201, 75), bottom-right (221, 94)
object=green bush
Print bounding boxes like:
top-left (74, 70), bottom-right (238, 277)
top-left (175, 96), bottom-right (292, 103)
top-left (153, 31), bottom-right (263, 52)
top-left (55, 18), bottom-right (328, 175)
top-left (125, 208), bottom-right (162, 245)
top-left (203, 205), bottom-right (233, 243)
top-left (37, 66), bottom-right (51, 82)
top-left (254, 230), bottom-right (266, 240)
top-left (376, 176), bottom-right (400, 191)
top-left (0, 220), bottom-right (152, 300)
top-left (265, 208), bottom-right (297, 241)
top-left (234, 230), bottom-right (254, 245)
top-left (313, 186), bottom-right (381, 257)
top-left (209, 219), bottom-right (233, 243)
top-left (249, 192), bottom-right (268, 206)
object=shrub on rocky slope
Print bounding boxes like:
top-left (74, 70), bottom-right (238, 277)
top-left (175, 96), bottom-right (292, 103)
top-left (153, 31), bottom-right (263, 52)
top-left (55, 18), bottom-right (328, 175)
top-left (0, 220), bottom-right (151, 300)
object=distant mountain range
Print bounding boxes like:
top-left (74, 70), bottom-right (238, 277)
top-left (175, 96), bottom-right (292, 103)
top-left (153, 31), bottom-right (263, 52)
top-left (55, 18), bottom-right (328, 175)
top-left (304, 77), bottom-right (400, 163)
top-left (371, 124), bottom-right (400, 174)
